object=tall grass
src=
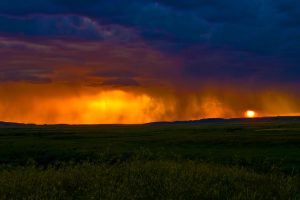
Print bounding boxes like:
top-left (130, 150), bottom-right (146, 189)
top-left (0, 160), bottom-right (299, 200)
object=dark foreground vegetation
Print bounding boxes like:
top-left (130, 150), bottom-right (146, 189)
top-left (1, 160), bottom-right (299, 200)
top-left (0, 118), bottom-right (300, 199)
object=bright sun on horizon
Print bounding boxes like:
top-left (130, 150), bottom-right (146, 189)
top-left (245, 110), bottom-right (256, 118)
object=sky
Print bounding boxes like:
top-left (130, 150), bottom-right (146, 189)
top-left (0, 0), bottom-right (299, 124)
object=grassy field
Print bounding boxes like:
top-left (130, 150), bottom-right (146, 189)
top-left (0, 119), bottom-right (300, 199)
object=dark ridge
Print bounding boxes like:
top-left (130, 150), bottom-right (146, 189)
top-left (147, 116), bottom-right (300, 125)
top-left (0, 116), bottom-right (300, 126)
top-left (0, 121), bottom-right (25, 126)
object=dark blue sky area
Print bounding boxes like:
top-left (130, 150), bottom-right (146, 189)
top-left (0, 0), bottom-right (299, 87)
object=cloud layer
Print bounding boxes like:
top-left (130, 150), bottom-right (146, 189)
top-left (0, 0), bottom-right (299, 123)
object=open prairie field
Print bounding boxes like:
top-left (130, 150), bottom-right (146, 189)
top-left (0, 119), bottom-right (300, 199)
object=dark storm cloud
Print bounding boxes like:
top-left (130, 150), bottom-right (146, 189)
top-left (1, 0), bottom-right (299, 53)
top-left (0, 15), bottom-right (138, 41)
top-left (0, 67), bottom-right (53, 83)
top-left (0, 0), bottom-right (299, 86)
top-left (100, 78), bottom-right (140, 87)
top-left (181, 46), bottom-right (300, 85)
top-left (91, 70), bottom-right (138, 78)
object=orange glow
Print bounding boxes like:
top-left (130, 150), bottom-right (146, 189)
top-left (82, 90), bottom-right (165, 124)
top-left (245, 110), bottom-right (256, 118)
top-left (0, 90), bottom-right (171, 124)
top-left (0, 84), bottom-right (299, 124)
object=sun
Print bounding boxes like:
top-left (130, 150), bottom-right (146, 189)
top-left (245, 110), bottom-right (256, 118)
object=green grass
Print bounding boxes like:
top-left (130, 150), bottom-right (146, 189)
top-left (0, 161), bottom-right (299, 200)
top-left (0, 120), bottom-right (300, 199)
top-left (1, 121), bottom-right (300, 171)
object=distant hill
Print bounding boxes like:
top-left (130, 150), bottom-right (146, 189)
top-left (148, 116), bottom-right (300, 125)
top-left (0, 121), bottom-right (38, 126)
top-left (0, 121), bottom-right (26, 126)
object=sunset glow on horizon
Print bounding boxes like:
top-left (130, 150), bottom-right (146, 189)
top-left (0, 84), bottom-right (299, 124)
